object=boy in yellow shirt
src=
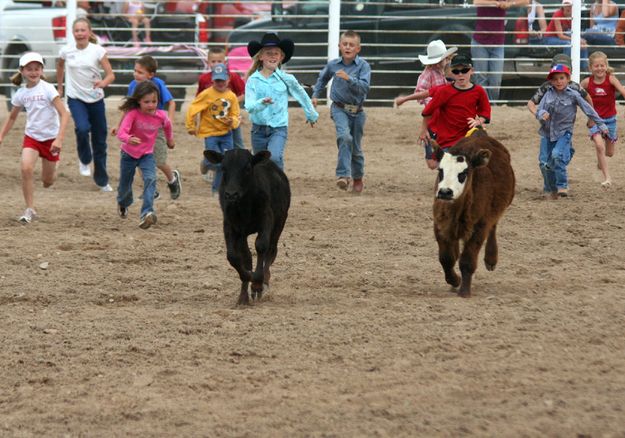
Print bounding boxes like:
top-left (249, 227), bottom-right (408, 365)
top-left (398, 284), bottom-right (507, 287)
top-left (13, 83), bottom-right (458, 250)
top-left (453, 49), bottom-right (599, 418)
top-left (186, 63), bottom-right (240, 194)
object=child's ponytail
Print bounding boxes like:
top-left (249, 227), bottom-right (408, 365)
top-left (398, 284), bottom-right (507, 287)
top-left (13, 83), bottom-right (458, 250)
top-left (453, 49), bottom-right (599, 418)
top-left (10, 71), bottom-right (23, 86)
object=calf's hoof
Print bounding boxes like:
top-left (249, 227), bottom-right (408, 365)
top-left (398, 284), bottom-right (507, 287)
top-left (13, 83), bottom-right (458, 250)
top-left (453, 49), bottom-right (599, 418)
top-left (458, 288), bottom-right (472, 298)
top-left (237, 290), bottom-right (250, 305)
top-left (485, 262), bottom-right (496, 271)
top-left (445, 272), bottom-right (461, 288)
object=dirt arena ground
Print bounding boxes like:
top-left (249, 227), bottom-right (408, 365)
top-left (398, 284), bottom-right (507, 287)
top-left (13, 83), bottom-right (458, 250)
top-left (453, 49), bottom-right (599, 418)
top-left (1, 100), bottom-right (625, 437)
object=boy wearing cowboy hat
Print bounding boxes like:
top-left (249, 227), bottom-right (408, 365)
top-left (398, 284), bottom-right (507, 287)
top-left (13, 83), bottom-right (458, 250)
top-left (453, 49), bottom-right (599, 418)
top-left (244, 33), bottom-right (318, 171)
top-left (535, 64), bottom-right (608, 198)
top-left (395, 39), bottom-right (457, 170)
top-left (394, 40), bottom-right (457, 108)
top-left (311, 30), bottom-right (371, 193)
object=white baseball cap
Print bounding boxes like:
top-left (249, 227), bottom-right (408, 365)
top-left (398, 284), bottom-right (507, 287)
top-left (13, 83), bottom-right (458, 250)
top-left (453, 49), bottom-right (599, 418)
top-left (19, 52), bottom-right (44, 68)
top-left (562, 0), bottom-right (572, 5)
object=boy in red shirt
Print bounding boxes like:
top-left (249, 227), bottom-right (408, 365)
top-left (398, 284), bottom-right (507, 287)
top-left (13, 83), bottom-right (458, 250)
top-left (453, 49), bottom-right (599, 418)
top-left (419, 53), bottom-right (491, 152)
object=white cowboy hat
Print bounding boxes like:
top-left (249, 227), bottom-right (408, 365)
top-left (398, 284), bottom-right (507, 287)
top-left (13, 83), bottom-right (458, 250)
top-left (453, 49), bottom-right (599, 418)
top-left (418, 40), bottom-right (458, 65)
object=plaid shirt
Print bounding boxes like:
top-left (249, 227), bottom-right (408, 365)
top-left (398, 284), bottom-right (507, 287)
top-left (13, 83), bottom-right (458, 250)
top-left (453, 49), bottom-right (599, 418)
top-left (415, 67), bottom-right (447, 105)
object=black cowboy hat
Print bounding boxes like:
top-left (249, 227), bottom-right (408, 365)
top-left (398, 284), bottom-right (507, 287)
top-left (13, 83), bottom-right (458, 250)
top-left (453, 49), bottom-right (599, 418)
top-left (247, 33), bottom-right (295, 64)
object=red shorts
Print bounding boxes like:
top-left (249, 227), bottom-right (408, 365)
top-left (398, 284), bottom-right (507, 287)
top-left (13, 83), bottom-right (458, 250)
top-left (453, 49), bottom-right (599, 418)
top-left (23, 135), bottom-right (60, 162)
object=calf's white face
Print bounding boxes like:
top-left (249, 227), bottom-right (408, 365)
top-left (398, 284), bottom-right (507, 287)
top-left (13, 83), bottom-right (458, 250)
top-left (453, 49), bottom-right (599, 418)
top-left (437, 152), bottom-right (469, 201)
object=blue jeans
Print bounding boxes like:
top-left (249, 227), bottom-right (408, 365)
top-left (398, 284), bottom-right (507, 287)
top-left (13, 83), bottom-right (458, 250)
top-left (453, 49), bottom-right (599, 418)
top-left (67, 97), bottom-right (109, 187)
top-left (471, 39), bottom-right (504, 102)
top-left (203, 132), bottom-right (234, 193)
top-left (251, 124), bottom-right (288, 170)
top-left (582, 29), bottom-right (615, 47)
top-left (539, 132), bottom-right (574, 192)
top-left (117, 151), bottom-right (157, 218)
top-left (232, 126), bottom-right (245, 149)
top-left (542, 36), bottom-right (589, 69)
top-left (331, 104), bottom-right (366, 179)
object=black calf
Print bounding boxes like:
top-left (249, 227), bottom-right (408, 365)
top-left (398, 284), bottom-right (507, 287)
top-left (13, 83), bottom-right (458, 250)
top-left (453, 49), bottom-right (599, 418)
top-left (204, 149), bottom-right (291, 305)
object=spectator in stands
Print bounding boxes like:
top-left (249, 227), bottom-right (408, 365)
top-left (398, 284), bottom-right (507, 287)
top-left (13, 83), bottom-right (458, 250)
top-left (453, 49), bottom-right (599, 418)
top-left (542, 0), bottom-right (589, 69)
top-left (615, 9), bottom-right (625, 45)
top-left (526, 0), bottom-right (548, 44)
top-left (582, 0), bottom-right (618, 46)
top-left (471, 0), bottom-right (529, 103)
top-left (123, 0), bottom-right (152, 46)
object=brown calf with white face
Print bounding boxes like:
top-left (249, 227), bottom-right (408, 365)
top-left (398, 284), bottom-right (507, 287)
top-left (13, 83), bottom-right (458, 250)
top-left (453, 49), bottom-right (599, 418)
top-left (432, 129), bottom-right (515, 297)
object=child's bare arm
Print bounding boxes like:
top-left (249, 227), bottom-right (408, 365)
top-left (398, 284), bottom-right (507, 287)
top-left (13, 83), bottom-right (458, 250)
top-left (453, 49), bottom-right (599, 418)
top-left (0, 106), bottom-right (22, 144)
top-left (167, 99), bottom-right (176, 123)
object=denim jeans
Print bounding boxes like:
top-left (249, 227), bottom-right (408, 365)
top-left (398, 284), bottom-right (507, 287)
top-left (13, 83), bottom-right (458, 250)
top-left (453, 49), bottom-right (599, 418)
top-left (542, 36), bottom-right (589, 69)
top-left (203, 132), bottom-right (234, 193)
top-left (232, 126), bottom-right (245, 149)
top-left (117, 151), bottom-right (157, 218)
top-left (539, 132), bottom-right (574, 192)
top-left (331, 104), bottom-right (366, 179)
top-left (582, 29), bottom-right (615, 47)
top-left (67, 97), bottom-right (109, 187)
top-left (471, 39), bottom-right (504, 102)
top-left (251, 124), bottom-right (288, 170)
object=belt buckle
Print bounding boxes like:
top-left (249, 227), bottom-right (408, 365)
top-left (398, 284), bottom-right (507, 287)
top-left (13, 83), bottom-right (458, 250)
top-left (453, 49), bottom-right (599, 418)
top-left (344, 104), bottom-right (359, 113)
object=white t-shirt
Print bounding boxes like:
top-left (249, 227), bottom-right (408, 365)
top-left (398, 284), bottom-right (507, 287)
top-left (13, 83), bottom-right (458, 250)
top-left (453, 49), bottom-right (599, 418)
top-left (59, 42), bottom-right (107, 103)
top-left (11, 80), bottom-right (60, 141)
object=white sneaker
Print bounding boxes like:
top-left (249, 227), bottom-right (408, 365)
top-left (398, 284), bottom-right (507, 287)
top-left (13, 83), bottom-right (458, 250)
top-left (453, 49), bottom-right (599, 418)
top-left (19, 208), bottom-right (37, 224)
top-left (79, 162), bottom-right (91, 176)
top-left (99, 184), bottom-right (113, 192)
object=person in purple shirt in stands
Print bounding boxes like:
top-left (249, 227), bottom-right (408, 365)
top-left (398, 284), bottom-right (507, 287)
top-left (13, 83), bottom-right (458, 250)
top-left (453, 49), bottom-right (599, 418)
top-left (471, 0), bottom-right (529, 103)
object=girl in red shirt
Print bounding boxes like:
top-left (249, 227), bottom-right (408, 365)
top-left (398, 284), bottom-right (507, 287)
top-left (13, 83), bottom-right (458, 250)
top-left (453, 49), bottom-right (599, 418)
top-left (580, 51), bottom-right (625, 188)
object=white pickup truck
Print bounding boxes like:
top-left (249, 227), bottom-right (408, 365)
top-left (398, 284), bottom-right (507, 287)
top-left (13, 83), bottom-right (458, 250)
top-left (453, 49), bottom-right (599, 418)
top-left (0, 0), bottom-right (207, 108)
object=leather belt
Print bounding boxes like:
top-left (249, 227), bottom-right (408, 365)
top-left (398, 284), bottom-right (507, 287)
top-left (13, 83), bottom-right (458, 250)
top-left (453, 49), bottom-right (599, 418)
top-left (334, 102), bottom-right (363, 113)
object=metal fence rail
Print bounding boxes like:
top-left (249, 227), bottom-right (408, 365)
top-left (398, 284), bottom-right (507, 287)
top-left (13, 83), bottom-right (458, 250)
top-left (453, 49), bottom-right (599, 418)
top-left (1, 0), bottom-right (623, 107)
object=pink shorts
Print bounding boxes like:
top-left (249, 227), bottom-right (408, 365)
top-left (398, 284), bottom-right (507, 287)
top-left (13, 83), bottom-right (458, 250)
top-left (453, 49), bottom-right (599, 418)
top-left (23, 135), bottom-right (60, 162)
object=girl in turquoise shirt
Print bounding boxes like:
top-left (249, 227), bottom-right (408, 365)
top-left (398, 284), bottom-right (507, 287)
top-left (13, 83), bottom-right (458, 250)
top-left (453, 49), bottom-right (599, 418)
top-left (245, 33), bottom-right (318, 170)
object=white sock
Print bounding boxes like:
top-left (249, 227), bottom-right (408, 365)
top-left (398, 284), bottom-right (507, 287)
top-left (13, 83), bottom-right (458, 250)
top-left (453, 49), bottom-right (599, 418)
top-left (168, 176), bottom-right (176, 184)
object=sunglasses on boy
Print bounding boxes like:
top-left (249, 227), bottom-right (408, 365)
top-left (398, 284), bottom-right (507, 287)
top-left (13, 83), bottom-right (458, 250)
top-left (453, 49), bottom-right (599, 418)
top-left (451, 67), bottom-right (471, 75)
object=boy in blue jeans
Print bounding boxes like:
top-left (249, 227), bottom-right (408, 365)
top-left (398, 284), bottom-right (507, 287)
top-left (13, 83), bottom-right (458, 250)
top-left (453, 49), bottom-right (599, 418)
top-left (312, 30), bottom-right (371, 193)
top-left (536, 64), bottom-right (607, 198)
top-left (124, 55), bottom-right (181, 199)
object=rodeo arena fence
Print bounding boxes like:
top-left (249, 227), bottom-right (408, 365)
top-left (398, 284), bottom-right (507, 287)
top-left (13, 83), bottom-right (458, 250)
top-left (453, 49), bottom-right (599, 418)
top-left (0, 0), bottom-right (622, 107)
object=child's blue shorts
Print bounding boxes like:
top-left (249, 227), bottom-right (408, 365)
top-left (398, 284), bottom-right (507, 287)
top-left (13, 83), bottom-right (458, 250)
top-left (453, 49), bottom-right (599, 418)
top-left (589, 116), bottom-right (617, 143)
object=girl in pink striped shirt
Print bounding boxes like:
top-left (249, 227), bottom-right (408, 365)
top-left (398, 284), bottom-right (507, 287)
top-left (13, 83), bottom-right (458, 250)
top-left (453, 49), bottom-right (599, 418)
top-left (116, 81), bottom-right (175, 229)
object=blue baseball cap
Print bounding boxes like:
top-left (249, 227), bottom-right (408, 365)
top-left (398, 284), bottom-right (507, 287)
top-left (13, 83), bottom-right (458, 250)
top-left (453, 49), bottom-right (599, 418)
top-left (212, 63), bottom-right (229, 81)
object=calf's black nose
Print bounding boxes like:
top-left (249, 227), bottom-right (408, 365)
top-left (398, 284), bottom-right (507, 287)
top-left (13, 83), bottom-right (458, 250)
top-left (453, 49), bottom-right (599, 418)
top-left (224, 191), bottom-right (240, 202)
top-left (437, 188), bottom-right (453, 200)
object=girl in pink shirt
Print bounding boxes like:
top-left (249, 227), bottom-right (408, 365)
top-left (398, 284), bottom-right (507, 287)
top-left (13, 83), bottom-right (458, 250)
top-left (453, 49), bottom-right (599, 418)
top-left (116, 81), bottom-right (175, 229)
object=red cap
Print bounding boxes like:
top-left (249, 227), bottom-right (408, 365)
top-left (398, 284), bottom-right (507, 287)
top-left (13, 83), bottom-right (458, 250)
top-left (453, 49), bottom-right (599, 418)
top-left (547, 64), bottom-right (571, 80)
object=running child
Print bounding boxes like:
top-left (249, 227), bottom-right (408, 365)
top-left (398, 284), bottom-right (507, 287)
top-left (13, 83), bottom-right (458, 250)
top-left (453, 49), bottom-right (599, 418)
top-left (186, 63), bottom-right (240, 195)
top-left (395, 39), bottom-right (456, 169)
top-left (245, 33), bottom-right (318, 170)
top-left (419, 53), bottom-right (491, 154)
top-left (580, 51), bottom-right (625, 188)
top-left (116, 81), bottom-right (175, 229)
top-left (535, 64), bottom-right (608, 198)
top-left (56, 17), bottom-right (115, 192)
top-left (312, 30), bottom-right (371, 192)
top-left (0, 52), bottom-right (70, 224)
top-left (116, 55), bottom-right (181, 200)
